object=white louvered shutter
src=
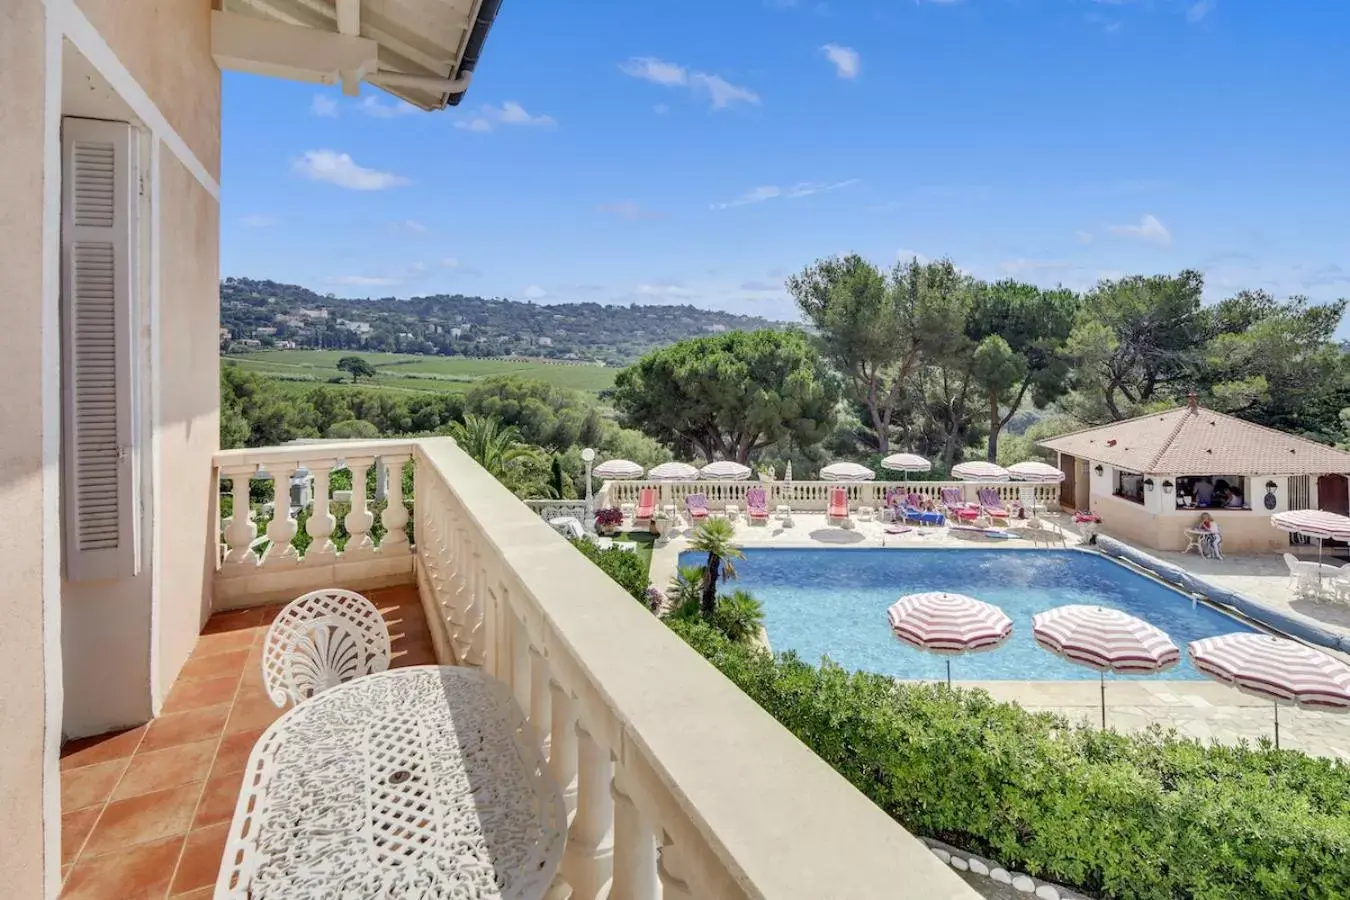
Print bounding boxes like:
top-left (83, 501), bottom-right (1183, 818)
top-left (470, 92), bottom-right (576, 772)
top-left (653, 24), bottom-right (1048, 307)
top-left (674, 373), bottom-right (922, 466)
top-left (61, 118), bottom-right (139, 581)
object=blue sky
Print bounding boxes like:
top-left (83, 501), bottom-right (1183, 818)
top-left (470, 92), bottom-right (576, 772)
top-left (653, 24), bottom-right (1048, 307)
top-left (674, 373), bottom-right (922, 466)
top-left (221, 0), bottom-right (1350, 327)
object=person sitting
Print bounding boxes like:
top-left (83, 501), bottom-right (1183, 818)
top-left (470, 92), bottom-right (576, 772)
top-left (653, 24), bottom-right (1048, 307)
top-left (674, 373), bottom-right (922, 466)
top-left (922, 497), bottom-right (937, 512)
top-left (1193, 478), bottom-right (1214, 507)
top-left (1197, 512), bottom-right (1223, 559)
top-left (1225, 490), bottom-right (1244, 509)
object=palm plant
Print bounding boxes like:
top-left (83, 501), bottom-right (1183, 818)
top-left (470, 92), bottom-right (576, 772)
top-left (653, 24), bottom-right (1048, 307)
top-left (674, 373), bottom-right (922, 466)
top-left (447, 413), bottom-right (546, 492)
top-left (711, 589), bottom-right (765, 644)
top-left (665, 564), bottom-right (706, 614)
top-left (689, 519), bottom-right (744, 615)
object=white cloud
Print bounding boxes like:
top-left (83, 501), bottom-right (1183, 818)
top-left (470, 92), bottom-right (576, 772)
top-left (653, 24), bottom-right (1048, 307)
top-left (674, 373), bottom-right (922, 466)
top-left (293, 150), bottom-right (409, 190)
top-left (711, 179), bottom-right (858, 210)
top-left (358, 95), bottom-right (418, 118)
top-left (1186, 0), bottom-right (1215, 23)
top-left (311, 94), bottom-right (339, 117)
top-left (896, 248), bottom-right (931, 264)
top-left (454, 101), bottom-right (556, 133)
top-left (1075, 230), bottom-right (1095, 244)
top-left (390, 219), bottom-right (429, 235)
top-left (1105, 213), bottom-right (1172, 248)
top-left (821, 44), bottom-right (860, 79)
top-left (521, 285), bottom-right (548, 300)
top-left (239, 214), bottom-right (276, 228)
top-left (326, 274), bottom-right (402, 287)
top-left (441, 257), bottom-right (482, 275)
top-left (619, 57), bottom-right (760, 109)
top-left (740, 280), bottom-right (782, 292)
top-left (636, 283), bottom-right (695, 298)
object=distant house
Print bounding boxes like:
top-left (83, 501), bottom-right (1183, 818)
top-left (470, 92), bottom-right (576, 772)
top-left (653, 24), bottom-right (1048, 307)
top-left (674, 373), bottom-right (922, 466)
top-left (1039, 398), bottom-right (1350, 554)
top-left (275, 314), bottom-right (303, 327)
top-left (297, 307), bottom-right (329, 320)
top-left (336, 319), bottom-right (372, 335)
top-left (450, 327), bottom-right (462, 338)
top-left (537, 336), bottom-right (553, 347)
top-left (237, 338), bottom-right (262, 348)
top-left (255, 326), bottom-right (277, 337)
top-left (274, 340), bottom-right (297, 350)
top-left (219, 328), bottom-right (231, 342)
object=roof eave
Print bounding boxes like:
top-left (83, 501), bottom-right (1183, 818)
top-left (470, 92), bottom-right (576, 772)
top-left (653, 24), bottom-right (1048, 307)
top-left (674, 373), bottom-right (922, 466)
top-left (445, 0), bottom-right (504, 107)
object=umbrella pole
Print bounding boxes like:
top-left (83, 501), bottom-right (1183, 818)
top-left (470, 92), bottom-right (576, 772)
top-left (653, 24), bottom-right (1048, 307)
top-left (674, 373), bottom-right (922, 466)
top-left (946, 658), bottom-right (952, 688)
top-left (1100, 671), bottom-right (1107, 730)
top-left (1273, 700), bottom-right (1280, 750)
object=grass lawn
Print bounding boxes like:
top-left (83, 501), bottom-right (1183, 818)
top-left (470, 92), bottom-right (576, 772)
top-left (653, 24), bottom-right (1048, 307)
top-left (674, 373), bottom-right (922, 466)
top-left (615, 530), bottom-right (656, 578)
top-left (227, 349), bottom-right (618, 394)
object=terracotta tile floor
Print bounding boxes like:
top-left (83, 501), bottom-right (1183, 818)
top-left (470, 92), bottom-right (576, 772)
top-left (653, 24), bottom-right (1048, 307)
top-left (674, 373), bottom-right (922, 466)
top-left (59, 584), bottom-right (435, 899)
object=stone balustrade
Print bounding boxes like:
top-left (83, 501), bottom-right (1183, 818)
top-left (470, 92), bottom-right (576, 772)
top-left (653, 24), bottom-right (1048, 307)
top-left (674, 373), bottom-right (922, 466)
top-left (602, 478), bottom-right (1059, 512)
top-left (411, 437), bottom-right (976, 899)
top-left (213, 440), bottom-right (416, 608)
top-left (214, 436), bottom-right (976, 897)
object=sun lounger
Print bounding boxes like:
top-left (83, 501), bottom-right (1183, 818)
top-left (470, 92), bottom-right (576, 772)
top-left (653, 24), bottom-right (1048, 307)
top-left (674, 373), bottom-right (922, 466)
top-left (685, 493), bottom-right (710, 522)
top-left (902, 504), bottom-right (946, 526)
top-left (634, 487), bottom-right (657, 525)
top-left (827, 487), bottom-right (851, 527)
top-left (940, 487), bottom-right (981, 522)
top-left (746, 487), bottom-right (770, 525)
top-left (977, 488), bottom-right (1012, 526)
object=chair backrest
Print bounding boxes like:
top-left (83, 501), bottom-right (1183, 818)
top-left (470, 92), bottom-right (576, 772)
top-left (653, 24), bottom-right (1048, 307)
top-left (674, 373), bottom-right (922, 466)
top-left (941, 487), bottom-right (964, 506)
top-left (829, 487), bottom-right (847, 509)
top-left (262, 589), bottom-right (392, 708)
top-left (637, 487), bottom-right (656, 509)
top-left (905, 492), bottom-right (923, 507)
top-left (978, 487), bottom-right (1002, 506)
top-left (746, 487), bottom-right (766, 509)
top-left (686, 493), bottom-right (708, 510)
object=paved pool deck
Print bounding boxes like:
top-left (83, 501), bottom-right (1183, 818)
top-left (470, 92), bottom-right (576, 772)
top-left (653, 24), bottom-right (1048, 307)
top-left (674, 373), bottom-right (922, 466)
top-left (649, 510), bottom-right (1350, 760)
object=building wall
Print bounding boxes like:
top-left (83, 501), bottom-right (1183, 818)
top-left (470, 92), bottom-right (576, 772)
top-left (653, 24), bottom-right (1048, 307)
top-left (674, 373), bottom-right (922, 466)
top-left (156, 149), bottom-right (220, 693)
top-left (1093, 483), bottom-right (1290, 555)
top-left (0, 3), bottom-right (60, 894)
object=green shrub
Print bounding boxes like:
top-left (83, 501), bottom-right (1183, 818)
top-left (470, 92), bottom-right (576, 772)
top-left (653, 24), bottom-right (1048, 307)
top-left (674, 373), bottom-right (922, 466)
top-left (571, 538), bottom-right (649, 603)
top-left (667, 587), bottom-right (764, 645)
top-left (665, 620), bottom-right (1350, 899)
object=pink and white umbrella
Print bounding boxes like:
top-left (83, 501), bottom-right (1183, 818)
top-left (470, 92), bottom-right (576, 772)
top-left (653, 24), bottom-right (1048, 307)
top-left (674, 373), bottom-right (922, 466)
top-left (1271, 510), bottom-right (1350, 567)
top-left (1032, 605), bottom-right (1179, 727)
top-left (951, 461), bottom-right (1010, 482)
top-left (887, 592), bottom-right (1013, 686)
top-left (1189, 632), bottom-right (1350, 748)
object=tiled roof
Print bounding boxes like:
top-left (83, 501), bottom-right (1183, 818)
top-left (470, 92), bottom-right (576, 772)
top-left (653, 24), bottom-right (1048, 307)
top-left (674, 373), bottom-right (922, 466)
top-left (1037, 405), bottom-right (1350, 476)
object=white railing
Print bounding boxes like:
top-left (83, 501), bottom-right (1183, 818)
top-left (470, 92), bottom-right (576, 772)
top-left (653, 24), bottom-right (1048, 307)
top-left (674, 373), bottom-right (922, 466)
top-left (213, 441), bottom-right (415, 608)
top-left (603, 479), bottom-right (1058, 511)
top-left (522, 499), bottom-right (588, 522)
top-left (411, 438), bottom-right (975, 899)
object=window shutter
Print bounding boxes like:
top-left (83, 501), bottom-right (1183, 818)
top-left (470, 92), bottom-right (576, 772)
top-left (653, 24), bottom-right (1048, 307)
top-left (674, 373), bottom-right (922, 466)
top-left (61, 118), bottom-right (139, 582)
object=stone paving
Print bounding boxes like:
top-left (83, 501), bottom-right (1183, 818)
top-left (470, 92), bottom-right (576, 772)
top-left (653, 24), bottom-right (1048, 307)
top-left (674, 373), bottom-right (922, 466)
top-left (649, 509), bottom-right (1350, 760)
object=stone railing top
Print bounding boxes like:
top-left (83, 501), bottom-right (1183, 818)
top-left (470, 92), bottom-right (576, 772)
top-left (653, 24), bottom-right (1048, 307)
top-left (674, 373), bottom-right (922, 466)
top-left (414, 438), bottom-right (973, 899)
top-left (213, 439), bottom-right (418, 471)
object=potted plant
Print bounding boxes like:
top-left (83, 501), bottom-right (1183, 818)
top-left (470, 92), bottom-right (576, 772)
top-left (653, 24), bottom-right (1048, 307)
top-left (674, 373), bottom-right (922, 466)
top-left (595, 506), bottom-right (624, 536)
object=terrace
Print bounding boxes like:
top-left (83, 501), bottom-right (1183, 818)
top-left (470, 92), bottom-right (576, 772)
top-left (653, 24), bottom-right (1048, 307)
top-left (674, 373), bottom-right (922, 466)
top-left (58, 436), bottom-right (974, 898)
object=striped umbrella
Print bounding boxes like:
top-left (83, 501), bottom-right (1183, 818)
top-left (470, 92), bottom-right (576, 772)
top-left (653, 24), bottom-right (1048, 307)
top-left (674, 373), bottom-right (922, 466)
top-left (1189, 633), bottom-right (1350, 748)
top-left (951, 461), bottom-right (1010, 482)
top-left (1271, 510), bottom-right (1350, 566)
top-left (820, 461), bottom-right (876, 482)
top-left (699, 460), bottom-right (752, 481)
top-left (593, 458), bottom-right (644, 480)
top-left (880, 453), bottom-right (931, 483)
top-left (887, 592), bottom-right (1013, 686)
top-left (1032, 605), bottom-right (1180, 728)
top-left (646, 462), bottom-right (699, 481)
top-left (1007, 461), bottom-right (1065, 483)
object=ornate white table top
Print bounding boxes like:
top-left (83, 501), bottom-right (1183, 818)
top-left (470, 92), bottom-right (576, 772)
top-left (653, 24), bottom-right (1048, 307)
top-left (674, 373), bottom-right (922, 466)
top-left (216, 666), bottom-right (566, 900)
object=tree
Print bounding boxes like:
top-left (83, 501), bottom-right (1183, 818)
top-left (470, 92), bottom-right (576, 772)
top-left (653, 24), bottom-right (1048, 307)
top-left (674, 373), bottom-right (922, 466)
top-left (1065, 271), bottom-right (1207, 423)
top-left (787, 255), bottom-right (968, 453)
top-left (688, 519), bottom-right (744, 615)
top-left (337, 355), bottom-right (377, 383)
top-left (326, 418), bottom-right (380, 439)
top-left (613, 330), bottom-right (840, 463)
top-left (446, 413), bottom-right (548, 495)
top-left (963, 282), bottom-right (1079, 461)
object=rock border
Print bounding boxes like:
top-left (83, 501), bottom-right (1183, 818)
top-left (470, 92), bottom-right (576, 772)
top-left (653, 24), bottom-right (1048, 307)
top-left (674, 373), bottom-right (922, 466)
top-left (922, 838), bottom-right (1092, 899)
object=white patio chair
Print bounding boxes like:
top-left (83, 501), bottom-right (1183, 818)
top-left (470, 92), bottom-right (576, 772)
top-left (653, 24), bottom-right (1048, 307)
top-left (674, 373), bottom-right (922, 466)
top-left (262, 589), bottom-right (391, 708)
top-left (1284, 553), bottom-right (1323, 599)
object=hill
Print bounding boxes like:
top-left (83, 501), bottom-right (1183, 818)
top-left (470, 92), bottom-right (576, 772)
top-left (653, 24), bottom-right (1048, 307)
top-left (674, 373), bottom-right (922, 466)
top-left (220, 277), bottom-right (786, 366)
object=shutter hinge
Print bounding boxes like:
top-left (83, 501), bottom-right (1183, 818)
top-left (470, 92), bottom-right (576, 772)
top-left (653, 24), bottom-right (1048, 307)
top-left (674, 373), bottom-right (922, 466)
top-left (138, 173), bottom-right (146, 197)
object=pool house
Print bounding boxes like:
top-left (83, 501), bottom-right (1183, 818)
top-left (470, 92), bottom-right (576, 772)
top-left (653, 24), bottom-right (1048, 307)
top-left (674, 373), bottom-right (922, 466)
top-left (1039, 399), bottom-right (1350, 555)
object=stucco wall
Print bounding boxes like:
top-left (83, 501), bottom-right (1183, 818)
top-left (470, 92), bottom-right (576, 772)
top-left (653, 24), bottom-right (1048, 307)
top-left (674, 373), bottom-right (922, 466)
top-left (1094, 492), bottom-right (1289, 555)
top-left (0, 1), bottom-right (56, 895)
top-left (156, 149), bottom-right (220, 695)
top-left (74, 0), bottom-right (220, 179)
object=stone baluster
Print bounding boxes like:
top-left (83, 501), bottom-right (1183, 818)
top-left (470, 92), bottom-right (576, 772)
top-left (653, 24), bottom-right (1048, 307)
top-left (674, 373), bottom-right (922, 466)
top-left (342, 456), bottom-right (376, 558)
top-left (262, 461), bottom-right (299, 567)
top-left (609, 767), bottom-right (658, 900)
top-left (303, 461), bottom-right (339, 565)
top-left (562, 721), bottom-right (614, 900)
top-left (379, 453), bottom-right (411, 552)
top-left (220, 464), bottom-right (258, 571)
top-left (549, 681), bottom-right (579, 814)
top-left (529, 647), bottom-right (552, 754)
top-left (511, 611), bottom-right (532, 717)
top-left (657, 832), bottom-right (694, 900)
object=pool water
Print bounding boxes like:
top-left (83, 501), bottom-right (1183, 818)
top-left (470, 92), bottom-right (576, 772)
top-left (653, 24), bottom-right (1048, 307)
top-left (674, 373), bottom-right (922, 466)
top-left (676, 548), bottom-right (1256, 681)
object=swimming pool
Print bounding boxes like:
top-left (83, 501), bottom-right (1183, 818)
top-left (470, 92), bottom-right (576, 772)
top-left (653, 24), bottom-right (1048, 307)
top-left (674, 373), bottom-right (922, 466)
top-left (676, 548), bottom-right (1257, 681)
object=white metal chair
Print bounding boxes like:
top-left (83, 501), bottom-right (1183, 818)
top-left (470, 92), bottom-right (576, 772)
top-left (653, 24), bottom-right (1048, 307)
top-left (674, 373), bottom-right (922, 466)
top-left (262, 589), bottom-right (392, 708)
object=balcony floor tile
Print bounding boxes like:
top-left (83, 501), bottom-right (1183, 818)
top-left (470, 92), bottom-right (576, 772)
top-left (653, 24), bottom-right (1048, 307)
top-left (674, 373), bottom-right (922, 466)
top-left (59, 583), bottom-right (432, 898)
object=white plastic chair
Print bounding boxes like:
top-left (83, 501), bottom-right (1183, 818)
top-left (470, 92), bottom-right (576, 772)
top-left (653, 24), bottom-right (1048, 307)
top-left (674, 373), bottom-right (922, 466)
top-left (262, 589), bottom-right (392, 708)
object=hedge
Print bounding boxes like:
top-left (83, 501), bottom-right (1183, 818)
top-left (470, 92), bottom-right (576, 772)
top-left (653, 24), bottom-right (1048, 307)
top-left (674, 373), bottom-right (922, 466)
top-left (668, 618), bottom-right (1350, 899)
top-left (571, 538), bottom-right (650, 603)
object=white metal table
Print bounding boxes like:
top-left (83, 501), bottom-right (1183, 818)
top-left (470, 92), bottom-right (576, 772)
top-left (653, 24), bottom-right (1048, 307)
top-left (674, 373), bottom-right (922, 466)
top-left (216, 666), bottom-right (566, 900)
